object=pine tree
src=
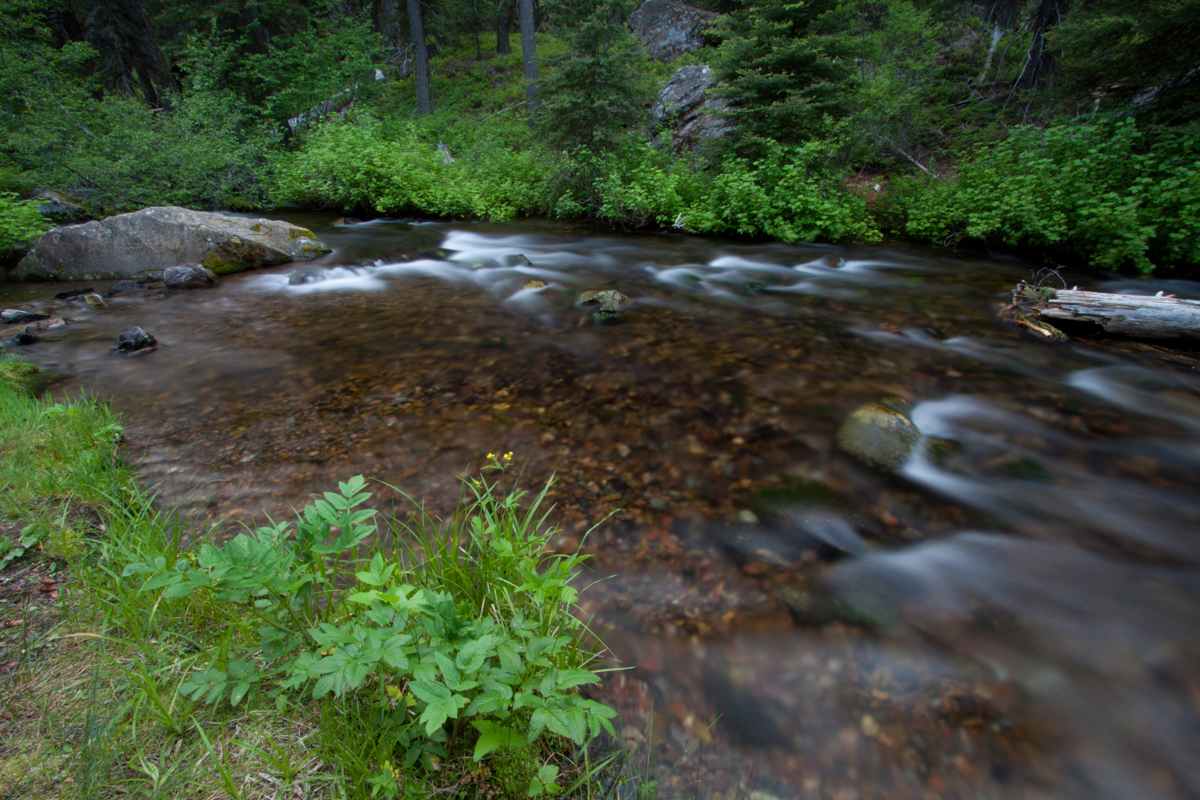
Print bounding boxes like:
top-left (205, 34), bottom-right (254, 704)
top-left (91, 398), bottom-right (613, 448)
top-left (536, 0), bottom-right (644, 152)
top-left (712, 0), bottom-right (852, 156)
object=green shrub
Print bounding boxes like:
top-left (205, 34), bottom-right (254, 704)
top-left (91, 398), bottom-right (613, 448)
top-left (271, 116), bottom-right (551, 221)
top-left (683, 142), bottom-right (882, 244)
top-left (0, 192), bottom-right (48, 254)
top-left (122, 465), bottom-right (615, 796)
top-left (894, 119), bottom-right (1200, 272)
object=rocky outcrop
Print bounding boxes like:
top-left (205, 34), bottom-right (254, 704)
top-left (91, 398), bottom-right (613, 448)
top-left (14, 207), bottom-right (330, 281)
top-left (652, 65), bottom-right (731, 150)
top-left (630, 0), bottom-right (715, 61)
top-left (34, 191), bottom-right (89, 224)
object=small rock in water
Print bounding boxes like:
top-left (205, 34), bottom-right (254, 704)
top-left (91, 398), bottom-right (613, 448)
top-left (577, 289), bottom-right (630, 324)
top-left (288, 268), bottom-right (324, 286)
top-left (1, 309), bottom-right (49, 325)
top-left (501, 253), bottom-right (534, 268)
top-left (837, 401), bottom-right (921, 472)
top-left (22, 317), bottom-right (68, 335)
top-left (115, 326), bottom-right (157, 353)
top-left (4, 331), bottom-right (38, 347)
top-left (522, 279), bottom-right (547, 290)
top-left (82, 292), bottom-right (106, 308)
top-left (163, 264), bottom-right (217, 289)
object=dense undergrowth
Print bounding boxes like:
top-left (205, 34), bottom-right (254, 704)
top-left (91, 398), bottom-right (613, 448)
top-left (0, 357), bottom-right (630, 799)
top-left (1, 1), bottom-right (1197, 274)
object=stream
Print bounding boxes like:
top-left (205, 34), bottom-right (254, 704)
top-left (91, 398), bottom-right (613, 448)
top-left (4, 215), bottom-right (1200, 798)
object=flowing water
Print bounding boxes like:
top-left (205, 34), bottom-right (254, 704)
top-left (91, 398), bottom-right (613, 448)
top-left (4, 216), bottom-right (1200, 798)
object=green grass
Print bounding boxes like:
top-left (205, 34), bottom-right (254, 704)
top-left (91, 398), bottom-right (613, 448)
top-left (0, 356), bottom-right (641, 799)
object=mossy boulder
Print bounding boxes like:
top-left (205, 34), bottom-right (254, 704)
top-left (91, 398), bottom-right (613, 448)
top-left (13, 207), bottom-right (331, 281)
top-left (837, 402), bottom-right (921, 472)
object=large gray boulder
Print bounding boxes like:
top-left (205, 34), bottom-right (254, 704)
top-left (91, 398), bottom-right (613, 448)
top-left (630, 0), bottom-right (715, 61)
top-left (14, 207), bottom-right (330, 281)
top-left (652, 64), bottom-right (731, 150)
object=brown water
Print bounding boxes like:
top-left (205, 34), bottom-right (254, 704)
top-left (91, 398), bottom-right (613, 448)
top-left (5, 216), bottom-right (1200, 798)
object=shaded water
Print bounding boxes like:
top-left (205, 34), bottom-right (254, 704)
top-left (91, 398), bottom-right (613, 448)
top-left (4, 216), bottom-right (1200, 798)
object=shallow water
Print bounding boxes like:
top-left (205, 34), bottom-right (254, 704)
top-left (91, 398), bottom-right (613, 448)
top-left (4, 216), bottom-right (1199, 798)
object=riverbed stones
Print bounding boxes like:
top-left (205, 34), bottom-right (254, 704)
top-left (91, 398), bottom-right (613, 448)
top-left (115, 326), bottom-right (156, 353)
top-left (629, 0), bottom-right (716, 61)
top-left (14, 207), bottom-right (331, 280)
top-left (837, 402), bottom-right (922, 472)
top-left (162, 264), bottom-right (217, 289)
top-left (82, 292), bottom-right (106, 308)
top-left (1, 309), bottom-right (49, 325)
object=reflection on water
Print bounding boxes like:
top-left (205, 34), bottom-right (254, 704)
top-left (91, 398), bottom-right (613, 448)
top-left (4, 215), bottom-right (1199, 798)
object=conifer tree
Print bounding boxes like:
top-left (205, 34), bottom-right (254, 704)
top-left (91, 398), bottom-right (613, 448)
top-left (712, 0), bottom-right (852, 156)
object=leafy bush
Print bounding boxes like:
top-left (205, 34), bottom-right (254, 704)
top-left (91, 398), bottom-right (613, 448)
top-left (124, 465), bottom-right (615, 796)
top-left (894, 119), bottom-right (1200, 272)
top-left (683, 142), bottom-right (882, 244)
top-left (271, 116), bottom-right (551, 220)
top-left (0, 192), bottom-right (48, 253)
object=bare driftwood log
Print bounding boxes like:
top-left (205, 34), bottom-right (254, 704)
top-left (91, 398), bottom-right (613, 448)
top-left (1038, 290), bottom-right (1200, 341)
top-left (1003, 282), bottom-right (1200, 342)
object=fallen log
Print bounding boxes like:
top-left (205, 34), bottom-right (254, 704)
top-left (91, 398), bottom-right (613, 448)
top-left (1036, 289), bottom-right (1200, 341)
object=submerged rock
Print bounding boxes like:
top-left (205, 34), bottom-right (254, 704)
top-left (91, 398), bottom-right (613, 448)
top-left (500, 253), bottom-right (534, 268)
top-left (288, 267), bottom-right (323, 286)
top-left (82, 292), bottom-right (106, 308)
top-left (24, 317), bottom-right (67, 334)
top-left (577, 289), bottom-right (631, 324)
top-left (115, 326), bottom-right (157, 353)
top-left (162, 264), bottom-right (217, 289)
top-left (577, 289), bottom-right (630, 313)
top-left (522, 279), bottom-right (547, 290)
top-left (629, 0), bottom-right (716, 61)
top-left (1, 309), bottom-right (49, 325)
top-left (4, 331), bottom-right (38, 347)
top-left (837, 402), bottom-right (921, 472)
top-left (15, 207), bottom-right (331, 280)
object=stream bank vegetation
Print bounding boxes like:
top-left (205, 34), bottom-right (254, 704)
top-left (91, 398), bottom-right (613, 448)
top-left (0, 358), bottom-right (635, 799)
top-left (1, 0), bottom-right (1197, 275)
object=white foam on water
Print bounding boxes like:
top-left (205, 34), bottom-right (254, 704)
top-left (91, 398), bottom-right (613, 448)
top-left (248, 268), bottom-right (387, 293)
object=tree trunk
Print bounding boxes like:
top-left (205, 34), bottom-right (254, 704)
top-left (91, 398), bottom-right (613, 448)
top-left (1024, 289), bottom-right (1200, 341)
top-left (376, 0), bottom-right (401, 48)
top-left (406, 0), bottom-right (432, 114)
top-left (496, 0), bottom-right (513, 55)
top-left (518, 0), bottom-right (538, 114)
top-left (1014, 0), bottom-right (1067, 90)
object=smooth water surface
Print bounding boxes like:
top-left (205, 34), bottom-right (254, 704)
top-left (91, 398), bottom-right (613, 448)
top-left (4, 216), bottom-right (1199, 798)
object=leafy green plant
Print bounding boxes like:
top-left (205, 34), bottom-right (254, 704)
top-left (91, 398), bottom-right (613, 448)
top-left (0, 524), bottom-right (42, 569)
top-left (683, 141), bottom-right (882, 244)
top-left (0, 191), bottom-right (48, 253)
top-left (126, 467), bottom-right (616, 796)
top-left (893, 118), bottom-right (1200, 272)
